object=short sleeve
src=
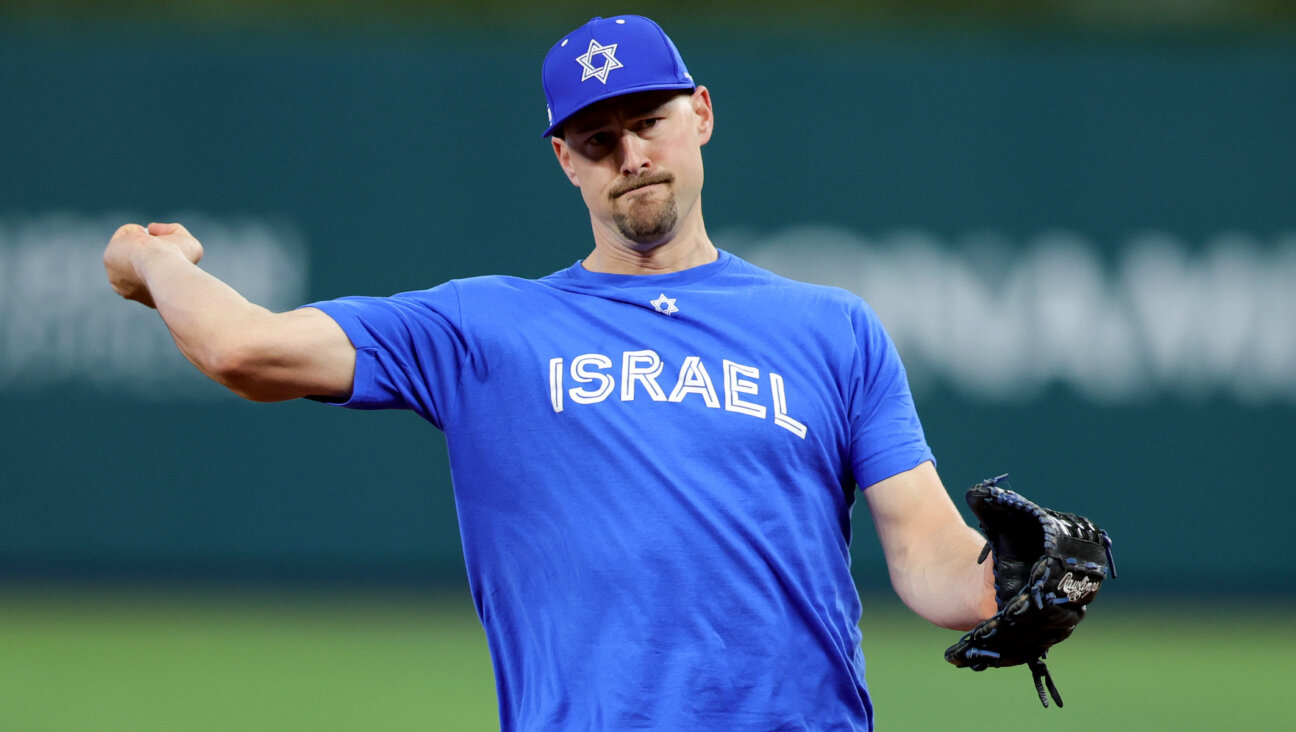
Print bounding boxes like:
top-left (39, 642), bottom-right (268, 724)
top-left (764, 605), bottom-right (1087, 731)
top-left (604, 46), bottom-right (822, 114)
top-left (302, 281), bottom-right (469, 429)
top-left (847, 300), bottom-right (935, 489)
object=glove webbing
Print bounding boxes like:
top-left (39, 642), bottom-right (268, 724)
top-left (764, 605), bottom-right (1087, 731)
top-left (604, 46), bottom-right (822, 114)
top-left (979, 475), bottom-right (1118, 585)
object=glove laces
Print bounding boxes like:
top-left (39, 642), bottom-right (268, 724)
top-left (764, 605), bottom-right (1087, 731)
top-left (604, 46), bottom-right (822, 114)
top-left (1028, 658), bottom-right (1063, 708)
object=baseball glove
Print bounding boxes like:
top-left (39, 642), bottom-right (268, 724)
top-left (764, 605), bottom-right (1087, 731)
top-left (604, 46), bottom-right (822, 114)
top-left (944, 474), bottom-right (1116, 708)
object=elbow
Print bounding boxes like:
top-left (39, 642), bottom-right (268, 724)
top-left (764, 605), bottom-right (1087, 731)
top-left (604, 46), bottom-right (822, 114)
top-left (181, 309), bottom-right (351, 403)
top-left (203, 340), bottom-right (284, 402)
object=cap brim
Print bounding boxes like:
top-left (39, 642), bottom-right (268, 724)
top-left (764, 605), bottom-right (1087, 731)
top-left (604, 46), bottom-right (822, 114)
top-left (543, 81), bottom-right (697, 137)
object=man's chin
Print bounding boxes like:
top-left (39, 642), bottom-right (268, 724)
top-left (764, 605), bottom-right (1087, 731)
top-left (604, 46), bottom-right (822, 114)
top-left (613, 201), bottom-right (679, 246)
top-left (614, 216), bottom-right (677, 246)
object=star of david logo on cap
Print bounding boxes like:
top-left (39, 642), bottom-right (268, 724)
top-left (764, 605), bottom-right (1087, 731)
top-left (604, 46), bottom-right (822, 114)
top-left (575, 39), bottom-right (624, 84)
top-left (650, 293), bottom-right (679, 316)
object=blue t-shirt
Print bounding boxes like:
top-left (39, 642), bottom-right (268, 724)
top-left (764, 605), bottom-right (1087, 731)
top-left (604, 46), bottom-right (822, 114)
top-left (307, 250), bottom-right (933, 731)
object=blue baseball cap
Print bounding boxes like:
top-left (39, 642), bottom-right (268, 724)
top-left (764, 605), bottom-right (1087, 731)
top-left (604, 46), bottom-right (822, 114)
top-left (541, 15), bottom-right (695, 137)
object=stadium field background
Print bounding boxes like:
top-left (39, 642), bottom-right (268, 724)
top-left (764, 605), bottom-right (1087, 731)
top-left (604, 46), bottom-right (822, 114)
top-left (3, 587), bottom-right (1292, 731)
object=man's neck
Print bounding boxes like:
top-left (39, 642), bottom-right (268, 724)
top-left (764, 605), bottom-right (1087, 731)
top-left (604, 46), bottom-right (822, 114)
top-left (582, 213), bottom-right (718, 275)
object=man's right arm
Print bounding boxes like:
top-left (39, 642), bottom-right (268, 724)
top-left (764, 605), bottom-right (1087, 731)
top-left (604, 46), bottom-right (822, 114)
top-left (104, 222), bottom-right (355, 402)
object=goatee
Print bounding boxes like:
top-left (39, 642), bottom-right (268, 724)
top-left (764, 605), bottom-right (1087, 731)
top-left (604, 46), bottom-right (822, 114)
top-left (611, 173), bottom-right (678, 245)
top-left (614, 198), bottom-right (678, 245)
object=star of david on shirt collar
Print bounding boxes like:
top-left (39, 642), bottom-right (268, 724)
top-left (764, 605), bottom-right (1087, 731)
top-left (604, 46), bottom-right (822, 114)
top-left (575, 39), bottom-right (624, 84)
top-left (650, 293), bottom-right (679, 316)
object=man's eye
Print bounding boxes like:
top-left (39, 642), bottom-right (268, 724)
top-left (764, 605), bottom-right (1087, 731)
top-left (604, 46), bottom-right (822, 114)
top-left (640, 118), bottom-right (660, 129)
top-left (587, 132), bottom-right (611, 146)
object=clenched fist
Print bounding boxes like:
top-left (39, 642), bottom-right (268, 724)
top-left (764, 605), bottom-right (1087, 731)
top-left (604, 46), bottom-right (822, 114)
top-left (104, 222), bottom-right (204, 308)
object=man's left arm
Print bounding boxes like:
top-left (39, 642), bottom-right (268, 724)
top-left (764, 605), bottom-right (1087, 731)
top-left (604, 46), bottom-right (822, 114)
top-left (864, 461), bottom-right (996, 630)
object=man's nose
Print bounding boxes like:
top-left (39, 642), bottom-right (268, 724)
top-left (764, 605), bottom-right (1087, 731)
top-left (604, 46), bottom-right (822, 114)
top-left (617, 132), bottom-right (651, 174)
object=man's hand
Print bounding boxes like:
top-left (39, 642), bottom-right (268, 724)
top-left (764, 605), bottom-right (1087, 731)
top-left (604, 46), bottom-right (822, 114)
top-left (104, 222), bottom-right (204, 308)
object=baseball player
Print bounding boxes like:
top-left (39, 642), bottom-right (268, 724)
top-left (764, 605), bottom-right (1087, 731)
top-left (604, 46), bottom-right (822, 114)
top-left (103, 15), bottom-right (1111, 730)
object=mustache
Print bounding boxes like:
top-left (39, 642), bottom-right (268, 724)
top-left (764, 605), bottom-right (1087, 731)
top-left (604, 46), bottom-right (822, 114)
top-left (610, 172), bottom-right (674, 199)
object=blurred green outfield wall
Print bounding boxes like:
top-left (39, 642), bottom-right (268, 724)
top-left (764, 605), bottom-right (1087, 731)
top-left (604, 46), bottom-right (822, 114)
top-left (1, 19), bottom-right (1293, 597)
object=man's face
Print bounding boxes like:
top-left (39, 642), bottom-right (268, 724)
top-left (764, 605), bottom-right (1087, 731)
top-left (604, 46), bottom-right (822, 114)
top-left (552, 87), bottom-right (714, 249)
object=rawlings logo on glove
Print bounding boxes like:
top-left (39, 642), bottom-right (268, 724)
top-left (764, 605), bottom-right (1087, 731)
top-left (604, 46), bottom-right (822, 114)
top-left (944, 475), bottom-right (1116, 708)
top-left (1058, 572), bottom-right (1101, 603)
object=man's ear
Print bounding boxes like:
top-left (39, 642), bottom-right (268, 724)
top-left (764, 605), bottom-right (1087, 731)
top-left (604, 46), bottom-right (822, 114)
top-left (692, 86), bottom-right (714, 146)
top-left (552, 137), bottom-right (581, 187)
